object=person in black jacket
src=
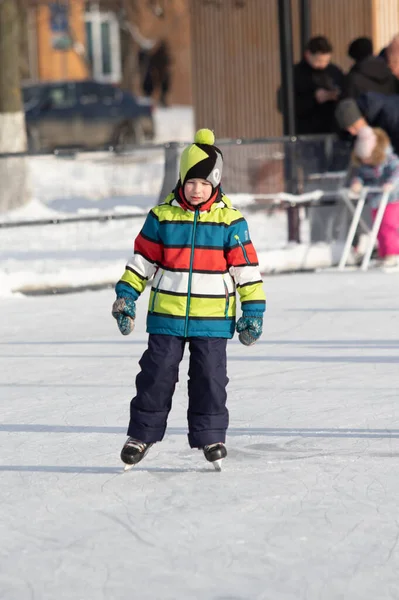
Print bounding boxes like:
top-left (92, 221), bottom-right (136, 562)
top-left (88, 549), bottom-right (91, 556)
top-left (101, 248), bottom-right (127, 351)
top-left (294, 36), bottom-right (345, 134)
top-left (335, 93), bottom-right (399, 155)
top-left (345, 37), bottom-right (397, 99)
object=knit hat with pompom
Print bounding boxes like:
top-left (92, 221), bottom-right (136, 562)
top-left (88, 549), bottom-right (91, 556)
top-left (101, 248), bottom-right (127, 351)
top-left (179, 129), bottom-right (223, 188)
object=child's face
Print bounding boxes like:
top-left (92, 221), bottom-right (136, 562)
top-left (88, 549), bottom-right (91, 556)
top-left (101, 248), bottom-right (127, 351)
top-left (347, 117), bottom-right (367, 136)
top-left (184, 179), bottom-right (213, 205)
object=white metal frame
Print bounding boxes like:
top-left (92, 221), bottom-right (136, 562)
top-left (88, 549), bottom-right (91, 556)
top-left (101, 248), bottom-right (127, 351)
top-left (338, 187), bottom-right (390, 272)
top-left (237, 187), bottom-right (391, 273)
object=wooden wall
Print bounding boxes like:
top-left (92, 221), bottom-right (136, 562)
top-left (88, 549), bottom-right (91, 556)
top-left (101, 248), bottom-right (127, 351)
top-left (307, 0), bottom-right (372, 70)
top-left (372, 0), bottom-right (399, 52)
top-left (191, 0), bottom-right (281, 137)
top-left (190, 0), bottom-right (382, 138)
top-left (36, 0), bottom-right (88, 81)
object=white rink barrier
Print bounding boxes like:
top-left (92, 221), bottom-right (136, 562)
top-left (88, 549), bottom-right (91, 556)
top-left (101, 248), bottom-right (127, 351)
top-left (337, 187), bottom-right (389, 272)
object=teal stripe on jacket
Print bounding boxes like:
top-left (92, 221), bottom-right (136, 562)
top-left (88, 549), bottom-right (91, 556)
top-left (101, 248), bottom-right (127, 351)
top-left (158, 221), bottom-right (226, 248)
top-left (146, 313), bottom-right (235, 338)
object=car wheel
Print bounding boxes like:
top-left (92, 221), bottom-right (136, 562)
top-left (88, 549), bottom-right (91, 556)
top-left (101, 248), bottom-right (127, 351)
top-left (113, 120), bottom-right (145, 148)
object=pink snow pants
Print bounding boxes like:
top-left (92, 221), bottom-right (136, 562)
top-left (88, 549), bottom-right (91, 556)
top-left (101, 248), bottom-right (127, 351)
top-left (371, 202), bottom-right (399, 257)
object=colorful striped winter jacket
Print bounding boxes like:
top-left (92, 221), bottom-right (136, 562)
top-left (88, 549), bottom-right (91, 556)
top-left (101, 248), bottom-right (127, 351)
top-left (115, 190), bottom-right (266, 338)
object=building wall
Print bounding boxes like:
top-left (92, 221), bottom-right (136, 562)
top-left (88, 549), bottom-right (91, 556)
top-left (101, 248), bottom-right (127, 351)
top-left (190, 0), bottom-right (394, 138)
top-left (307, 0), bottom-right (372, 70)
top-left (36, 1), bottom-right (88, 81)
top-left (191, 0), bottom-right (281, 138)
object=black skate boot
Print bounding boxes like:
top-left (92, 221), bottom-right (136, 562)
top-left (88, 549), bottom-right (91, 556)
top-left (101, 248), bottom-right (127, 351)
top-left (203, 443), bottom-right (227, 471)
top-left (121, 437), bottom-right (153, 470)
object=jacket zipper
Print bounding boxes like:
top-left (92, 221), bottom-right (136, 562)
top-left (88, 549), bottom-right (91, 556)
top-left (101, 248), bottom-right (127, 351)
top-left (184, 209), bottom-right (199, 337)
top-left (150, 270), bottom-right (164, 313)
top-left (234, 235), bottom-right (250, 264)
top-left (223, 279), bottom-right (229, 318)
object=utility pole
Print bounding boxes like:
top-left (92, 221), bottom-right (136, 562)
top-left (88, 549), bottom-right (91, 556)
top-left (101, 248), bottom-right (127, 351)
top-left (0, 0), bottom-right (29, 213)
top-left (277, 0), bottom-right (300, 242)
top-left (299, 0), bottom-right (311, 56)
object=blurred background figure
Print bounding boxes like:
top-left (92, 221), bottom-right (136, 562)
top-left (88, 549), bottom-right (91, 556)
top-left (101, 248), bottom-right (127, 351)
top-left (139, 39), bottom-right (172, 107)
top-left (349, 126), bottom-right (399, 267)
top-left (335, 95), bottom-right (399, 155)
top-left (293, 36), bottom-right (344, 134)
top-left (380, 34), bottom-right (399, 79)
top-left (139, 46), bottom-right (154, 98)
top-left (345, 37), bottom-right (397, 99)
top-left (386, 35), bottom-right (399, 86)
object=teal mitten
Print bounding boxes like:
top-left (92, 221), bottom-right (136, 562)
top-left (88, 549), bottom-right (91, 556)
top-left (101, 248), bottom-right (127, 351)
top-left (236, 315), bottom-right (263, 346)
top-left (112, 296), bottom-right (136, 336)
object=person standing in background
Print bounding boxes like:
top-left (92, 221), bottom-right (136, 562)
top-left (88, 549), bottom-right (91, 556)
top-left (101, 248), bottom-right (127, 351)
top-left (139, 47), bottom-right (154, 98)
top-left (379, 34), bottom-right (399, 87)
top-left (293, 36), bottom-right (344, 134)
top-left (151, 40), bottom-right (172, 107)
top-left (139, 39), bottom-right (172, 107)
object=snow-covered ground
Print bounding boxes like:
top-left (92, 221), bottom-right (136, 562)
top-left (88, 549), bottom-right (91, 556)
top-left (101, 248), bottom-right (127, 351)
top-left (1, 272), bottom-right (399, 600)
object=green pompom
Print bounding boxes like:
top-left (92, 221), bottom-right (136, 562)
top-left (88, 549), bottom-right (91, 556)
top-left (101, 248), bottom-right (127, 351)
top-left (194, 128), bottom-right (215, 145)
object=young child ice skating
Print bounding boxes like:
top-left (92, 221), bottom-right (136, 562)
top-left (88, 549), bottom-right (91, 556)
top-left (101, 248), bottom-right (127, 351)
top-left (112, 129), bottom-right (266, 470)
top-left (350, 126), bottom-right (399, 267)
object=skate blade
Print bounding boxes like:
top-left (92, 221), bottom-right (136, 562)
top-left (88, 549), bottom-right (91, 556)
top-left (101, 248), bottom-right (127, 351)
top-left (123, 463), bottom-right (135, 472)
top-left (213, 459), bottom-right (223, 472)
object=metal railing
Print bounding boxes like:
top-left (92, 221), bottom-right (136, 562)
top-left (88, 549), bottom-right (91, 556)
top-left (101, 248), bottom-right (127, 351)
top-left (338, 187), bottom-right (388, 272)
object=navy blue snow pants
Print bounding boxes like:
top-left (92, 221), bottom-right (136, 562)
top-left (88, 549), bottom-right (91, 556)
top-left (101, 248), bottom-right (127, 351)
top-left (127, 334), bottom-right (229, 448)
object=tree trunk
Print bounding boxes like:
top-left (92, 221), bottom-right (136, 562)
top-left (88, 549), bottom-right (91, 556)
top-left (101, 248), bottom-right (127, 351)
top-left (0, 0), bottom-right (30, 214)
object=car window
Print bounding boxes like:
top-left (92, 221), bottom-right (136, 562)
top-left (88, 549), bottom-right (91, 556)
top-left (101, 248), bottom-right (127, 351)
top-left (47, 84), bottom-right (76, 109)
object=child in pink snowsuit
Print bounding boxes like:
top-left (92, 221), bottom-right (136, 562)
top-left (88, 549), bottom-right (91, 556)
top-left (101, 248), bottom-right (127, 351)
top-left (350, 126), bottom-right (399, 266)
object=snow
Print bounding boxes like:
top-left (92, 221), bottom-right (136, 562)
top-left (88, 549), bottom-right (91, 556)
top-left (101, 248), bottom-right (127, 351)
top-left (2, 272), bottom-right (399, 599)
top-left (153, 105), bottom-right (195, 143)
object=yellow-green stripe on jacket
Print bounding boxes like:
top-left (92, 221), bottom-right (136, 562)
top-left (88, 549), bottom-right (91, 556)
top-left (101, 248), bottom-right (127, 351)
top-left (116, 192), bottom-right (266, 338)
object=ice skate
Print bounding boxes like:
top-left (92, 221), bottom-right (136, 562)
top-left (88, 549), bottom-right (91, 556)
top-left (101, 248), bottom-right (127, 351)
top-left (121, 438), bottom-right (153, 470)
top-left (203, 443), bottom-right (227, 471)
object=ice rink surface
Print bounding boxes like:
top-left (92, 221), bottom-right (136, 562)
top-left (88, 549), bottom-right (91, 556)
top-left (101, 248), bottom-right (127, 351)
top-left (1, 271), bottom-right (399, 599)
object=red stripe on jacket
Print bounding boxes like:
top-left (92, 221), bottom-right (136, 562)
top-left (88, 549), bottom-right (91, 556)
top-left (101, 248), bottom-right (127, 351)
top-left (162, 247), bottom-right (227, 271)
top-left (135, 233), bottom-right (163, 264)
top-left (225, 243), bottom-right (259, 266)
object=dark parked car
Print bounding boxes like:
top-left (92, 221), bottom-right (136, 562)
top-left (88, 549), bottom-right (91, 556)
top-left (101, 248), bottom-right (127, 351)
top-left (22, 80), bottom-right (155, 151)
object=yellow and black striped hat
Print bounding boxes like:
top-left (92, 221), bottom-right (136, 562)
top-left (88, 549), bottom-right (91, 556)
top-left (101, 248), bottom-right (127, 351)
top-left (179, 129), bottom-right (223, 188)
